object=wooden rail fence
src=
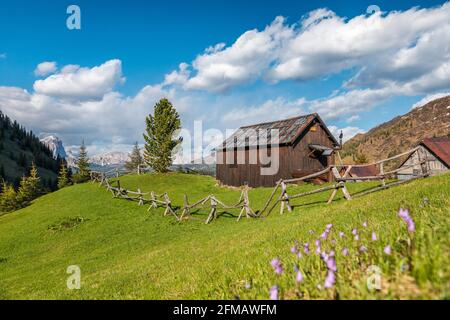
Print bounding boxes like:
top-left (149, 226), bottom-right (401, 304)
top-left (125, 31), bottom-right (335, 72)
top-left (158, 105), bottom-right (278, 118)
top-left (90, 146), bottom-right (429, 224)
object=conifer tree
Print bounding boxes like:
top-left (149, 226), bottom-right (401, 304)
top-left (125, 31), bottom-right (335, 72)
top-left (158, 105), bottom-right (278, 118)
top-left (0, 182), bottom-right (18, 212)
top-left (75, 140), bottom-right (90, 182)
top-left (57, 163), bottom-right (70, 189)
top-left (28, 162), bottom-right (41, 198)
top-left (125, 142), bottom-right (144, 172)
top-left (143, 98), bottom-right (181, 173)
top-left (17, 176), bottom-right (32, 205)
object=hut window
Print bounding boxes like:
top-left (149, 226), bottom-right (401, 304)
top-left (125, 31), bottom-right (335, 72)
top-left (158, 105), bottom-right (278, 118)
top-left (261, 147), bottom-right (272, 168)
top-left (227, 149), bottom-right (238, 168)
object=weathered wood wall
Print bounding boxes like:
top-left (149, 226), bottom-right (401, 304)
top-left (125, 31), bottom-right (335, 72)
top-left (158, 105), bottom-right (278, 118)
top-left (216, 119), bottom-right (336, 187)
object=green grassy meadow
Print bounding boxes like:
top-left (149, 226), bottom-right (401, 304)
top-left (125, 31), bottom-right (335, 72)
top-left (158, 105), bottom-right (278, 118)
top-left (0, 172), bottom-right (449, 299)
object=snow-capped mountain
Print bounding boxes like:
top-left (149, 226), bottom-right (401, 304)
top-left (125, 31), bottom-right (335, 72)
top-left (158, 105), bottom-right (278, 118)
top-left (40, 135), bottom-right (67, 159)
top-left (65, 149), bottom-right (78, 168)
top-left (89, 151), bottom-right (129, 166)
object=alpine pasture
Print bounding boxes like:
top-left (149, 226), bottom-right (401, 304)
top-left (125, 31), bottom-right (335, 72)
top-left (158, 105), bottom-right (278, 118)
top-left (0, 172), bottom-right (449, 299)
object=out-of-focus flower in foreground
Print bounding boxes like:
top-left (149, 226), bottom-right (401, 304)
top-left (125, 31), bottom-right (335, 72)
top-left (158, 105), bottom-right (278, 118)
top-left (269, 285), bottom-right (279, 300)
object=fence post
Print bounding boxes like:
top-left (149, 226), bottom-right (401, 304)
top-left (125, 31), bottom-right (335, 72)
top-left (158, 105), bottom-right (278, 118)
top-left (280, 180), bottom-right (292, 214)
top-left (380, 162), bottom-right (386, 187)
top-left (206, 196), bottom-right (218, 224)
top-left (181, 194), bottom-right (190, 219)
top-left (137, 188), bottom-right (144, 206)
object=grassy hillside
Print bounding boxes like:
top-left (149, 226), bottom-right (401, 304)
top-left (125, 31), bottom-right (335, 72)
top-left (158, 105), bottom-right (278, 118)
top-left (0, 173), bottom-right (449, 299)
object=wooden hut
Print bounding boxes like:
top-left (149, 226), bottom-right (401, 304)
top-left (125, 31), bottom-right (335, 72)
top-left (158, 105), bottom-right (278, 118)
top-left (216, 113), bottom-right (339, 187)
top-left (397, 137), bottom-right (450, 180)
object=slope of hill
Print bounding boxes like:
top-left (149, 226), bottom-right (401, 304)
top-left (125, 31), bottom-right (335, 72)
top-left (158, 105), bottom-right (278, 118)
top-left (0, 173), bottom-right (448, 299)
top-left (342, 96), bottom-right (450, 164)
top-left (0, 111), bottom-right (60, 188)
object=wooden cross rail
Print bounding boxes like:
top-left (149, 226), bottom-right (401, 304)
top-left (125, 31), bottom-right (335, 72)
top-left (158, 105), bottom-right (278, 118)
top-left (179, 186), bottom-right (256, 223)
top-left (333, 147), bottom-right (420, 168)
top-left (283, 167), bottom-right (331, 184)
top-left (352, 174), bottom-right (427, 198)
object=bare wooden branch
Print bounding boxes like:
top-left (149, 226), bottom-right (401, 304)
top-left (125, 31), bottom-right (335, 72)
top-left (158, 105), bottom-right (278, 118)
top-left (287, 184), bottom-right (339, 200)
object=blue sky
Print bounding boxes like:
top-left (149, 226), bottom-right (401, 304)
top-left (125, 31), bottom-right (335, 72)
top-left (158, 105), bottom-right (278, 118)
top-left (0, 0), bottom-right (449, 157)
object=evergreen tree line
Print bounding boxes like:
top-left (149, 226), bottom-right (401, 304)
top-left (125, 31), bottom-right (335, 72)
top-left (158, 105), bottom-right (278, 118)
top-left (0, 111), bottom-right (61, 183)
top-left (0, 111), bottom-right (93, 213)
top-left (0, 141), bottom-right (91, 214)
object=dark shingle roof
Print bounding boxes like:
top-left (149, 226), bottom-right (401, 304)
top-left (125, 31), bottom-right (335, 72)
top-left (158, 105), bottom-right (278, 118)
top-left (219, 113), bottom-right (337, 150)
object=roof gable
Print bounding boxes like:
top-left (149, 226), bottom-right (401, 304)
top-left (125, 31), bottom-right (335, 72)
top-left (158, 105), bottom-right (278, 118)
top-left (421, 137), bottom-right (450, 167)
top-left (219, 113), bottom-right (338, 150)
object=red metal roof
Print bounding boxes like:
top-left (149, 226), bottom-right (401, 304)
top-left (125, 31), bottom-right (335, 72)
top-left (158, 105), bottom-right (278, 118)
top-left (349, 165), bottom-right (379, 177)
top-left (422, 137), bottom-right (450, 168)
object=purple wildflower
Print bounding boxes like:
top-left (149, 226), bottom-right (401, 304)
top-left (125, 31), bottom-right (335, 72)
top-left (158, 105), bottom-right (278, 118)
top-left (270, 258), bottom-right (280, 268)
top-left (324, 270), bottom-right (336, 288)
top-left (303, 243), bottom-right (310, 254)
top-left (407, 219), bottom-right (415, 233)
top-left (329, 250), bottom-right (335, 257)
top-left (384, 245), bottom-right (391, 255)
top-left (326, 257), bottom-right (337, 272)
top-left (290, 245), bottom-right (299, 254)
top-left (398, 208), bottom-right (415, 233)
top-left (321, 231), bottom-right (329, 240)
top-left (398, 208), bottom-right (410, 220)
top-left (296, 271), bottom-right (303, 283)
top-left (270, 258), bottom-right (283, 275)
top-left (297, 252), bottom-right (302, 258)
top-left (360, 245), bottom-right (368, 253)
top-left (315, 246), bottom-right (321, 255)
top-left (342, 248), bottom-right (349, 256)
top-left (352, 228), bottom-right (358, 236)
top-left (326, 224), bottom-right (333, 230)
top-left (339, 231), bottom-right (345, 238)
top-left (362, 221), bottom-right (368, 228)
top-left (269, 285), bottom-right (278, 300)
top-left (315, 239), bottom-right (321, 247)
top-left (371, 232), bottom-right (377, 241)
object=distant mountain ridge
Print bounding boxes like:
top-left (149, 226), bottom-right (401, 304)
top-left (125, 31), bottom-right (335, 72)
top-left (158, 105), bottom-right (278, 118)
top-left (89, 151), bottom-right (129, 166)
top-left (342, 95), bottom-right (450, 164)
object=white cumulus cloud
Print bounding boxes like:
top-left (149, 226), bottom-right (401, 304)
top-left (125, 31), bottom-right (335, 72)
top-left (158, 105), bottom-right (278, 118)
top-left (33, 59), bottom-right (125, 100)
top-left (34, 61), bottom-right (58, 77)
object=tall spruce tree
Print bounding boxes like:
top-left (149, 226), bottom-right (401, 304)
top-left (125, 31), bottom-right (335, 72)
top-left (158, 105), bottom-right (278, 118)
top-left (76, 140), bottom-right (90, 180)
top-left (143, 98), bottom-right (181, 173)
top-left (125, 142), bottom-right (144, 172)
